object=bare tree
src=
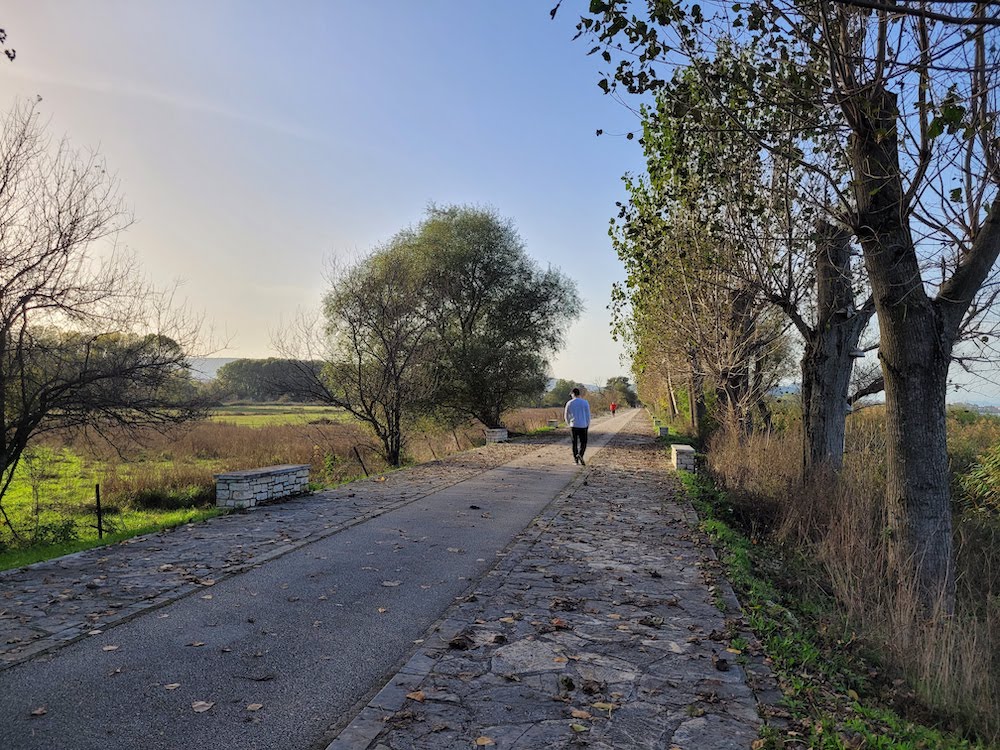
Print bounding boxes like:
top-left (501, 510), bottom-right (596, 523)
top-left (0, 102), bottom-right (207, 536)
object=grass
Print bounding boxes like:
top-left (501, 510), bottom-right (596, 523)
top-left (0, 507), bottom-right (225, 570)
top-left (680, 470), bottom-right (987, 749)
top-left (209, 403), bottom-right (353, 427)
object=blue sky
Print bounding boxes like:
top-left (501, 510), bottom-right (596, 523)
top-left (2, 1), bottom-right (646, 384)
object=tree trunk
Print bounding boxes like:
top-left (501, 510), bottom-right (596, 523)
top-left (848, 84), bottom-right (955, 611)
top-left (666, 369), bottom-right (679, 418)
top-left (880, 318), bottom-right (954, 611)
top-left (801, 221), bottom-right (870, 474)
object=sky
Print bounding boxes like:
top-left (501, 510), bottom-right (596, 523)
top-left (1, 1), bottom-right (647, 385)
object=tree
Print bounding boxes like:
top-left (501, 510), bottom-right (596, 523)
top-left (606, 375), bottom-right (638, 406)
top-left (634, 56), bottom-right (877, 470)
top-left (216, 358), bottom-right (321, 402)
top-left (0, 102), bottom-right (206, 536)
top-left (546, 378), bottom-right (578, 406)
top-left (411, 205), bottom-right (582, 428)
top-left (563, 0), bottom-right (1000, 611)
top-left (0, 27), bottom-right (14, 62)
top-left (613, 170), bottom-right (795, 435)
top-left (283, 241), bottom-right (437, 467)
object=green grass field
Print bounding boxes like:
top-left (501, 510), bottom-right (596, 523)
top-left (0, 447), bottom-right (225, 570)
top-left (209, 404), bottom-right (353, 427)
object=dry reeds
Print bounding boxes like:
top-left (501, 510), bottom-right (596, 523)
top-left (705, 418), bottom-right (1000, 741)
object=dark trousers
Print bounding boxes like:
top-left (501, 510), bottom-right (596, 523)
top-left (571, 427), bottom-right (589, 458)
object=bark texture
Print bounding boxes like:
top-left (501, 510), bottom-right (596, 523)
top-left (800, 222), bottom-right (871, 473)
top-left (849, 85), bottom-right (957, 609)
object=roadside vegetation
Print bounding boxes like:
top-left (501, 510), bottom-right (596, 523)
top-left (663, 404), bottom-right (999, 747)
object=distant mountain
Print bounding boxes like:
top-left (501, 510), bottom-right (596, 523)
top-left (189, 358), bottom-right (236, 381)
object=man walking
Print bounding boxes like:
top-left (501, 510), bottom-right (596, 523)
top-left (564, 387), bottom-right (591, 466)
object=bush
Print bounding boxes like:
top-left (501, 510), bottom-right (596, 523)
top-left (959, 443), bottom-right (1000, 514)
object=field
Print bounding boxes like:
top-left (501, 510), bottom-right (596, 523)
top-left (209, 403), bottom-right (354, 427)
top-left (0, 405), bottom-right (565, 570)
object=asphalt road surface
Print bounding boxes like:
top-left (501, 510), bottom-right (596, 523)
top-left (0, 419), bottom-right (624, 750)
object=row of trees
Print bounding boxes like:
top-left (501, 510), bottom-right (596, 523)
top-left (282, 205), bottom-right (581, 465)
top-left (560, 0), bottom-right (1000, 612)
top-left (214, 359), bottom-right (320, 402)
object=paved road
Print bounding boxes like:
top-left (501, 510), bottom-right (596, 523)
top-left (0, 415), bottom-right (629, 750)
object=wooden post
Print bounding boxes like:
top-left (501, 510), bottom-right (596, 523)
top-left (95, 484), bottom-right (103, 539)
top-left (352, 445), bottom-right (370, 477)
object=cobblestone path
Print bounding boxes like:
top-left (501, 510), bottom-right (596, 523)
top-left (327, 414), bottom-right (765, 750)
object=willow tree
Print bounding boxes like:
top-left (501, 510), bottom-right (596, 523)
top-left (317, 243), bottom-right (437, 467)
top-left (409, 205), bottom-right (581, 429)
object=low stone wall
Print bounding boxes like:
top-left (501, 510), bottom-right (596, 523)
top-left (214, 464), bottom-right (311, 509)
top-left (671, 444), bottom-right (696, 472)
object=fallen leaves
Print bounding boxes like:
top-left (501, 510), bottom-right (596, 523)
top-left (381, 580), bottom-right (401, 587)
top-left (246, 703), bottom-right (264, 711)
top-left (29, 706), bottom-right (46, 717)
top-left (101, 645), bottom-right (119, 652)
top-left (475, 737), bottom-right (494, 746)
top-left (591, 701), bottom-right (615, 716)
top-left (186, 641), bottom-right (206, 648)
top-left (405, 690), bottom-right (426, 702)
top-left (447, 632), bottom-right (474, 650)
top-left (164, 683), bottom-right (181, 691)
top-left (191, 701), bottom-right (214, 713)
top-left (571, 708), bottom-right (593, 720)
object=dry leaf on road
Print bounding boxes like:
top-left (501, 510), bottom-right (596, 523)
top-left (102, 645), bottom-right (119, 652)
top-left (164, 683), bottom-right (180, 690)
top-left (191, 701), bottom-right (214, 713)
top-left (247, 703), bottom-right (263, 711)
top-left (29, 706), bottom-right (47, 717)
top-left (405, 690), bottom-right (426, 702)
top-left (475, 738), bottom-right (494, 747)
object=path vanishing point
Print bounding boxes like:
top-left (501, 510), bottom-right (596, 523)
top-left (0, 409), bottom-right (774, 750)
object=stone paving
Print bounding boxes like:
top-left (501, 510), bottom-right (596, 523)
top-left (0, 435), bottom-right (563, 670)
top-left (326, 414), bottom-right (770, 750)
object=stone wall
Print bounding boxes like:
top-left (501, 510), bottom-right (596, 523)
top-left (215, 464), bottom-right (311, 509)
top-left (671, 444), bottom-right (696, 472)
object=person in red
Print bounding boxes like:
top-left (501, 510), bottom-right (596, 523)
top-left (610, 401), bottom-right (617, 416)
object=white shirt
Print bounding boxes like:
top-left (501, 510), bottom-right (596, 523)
top-left (564, 397), bottom-right (591, 428)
